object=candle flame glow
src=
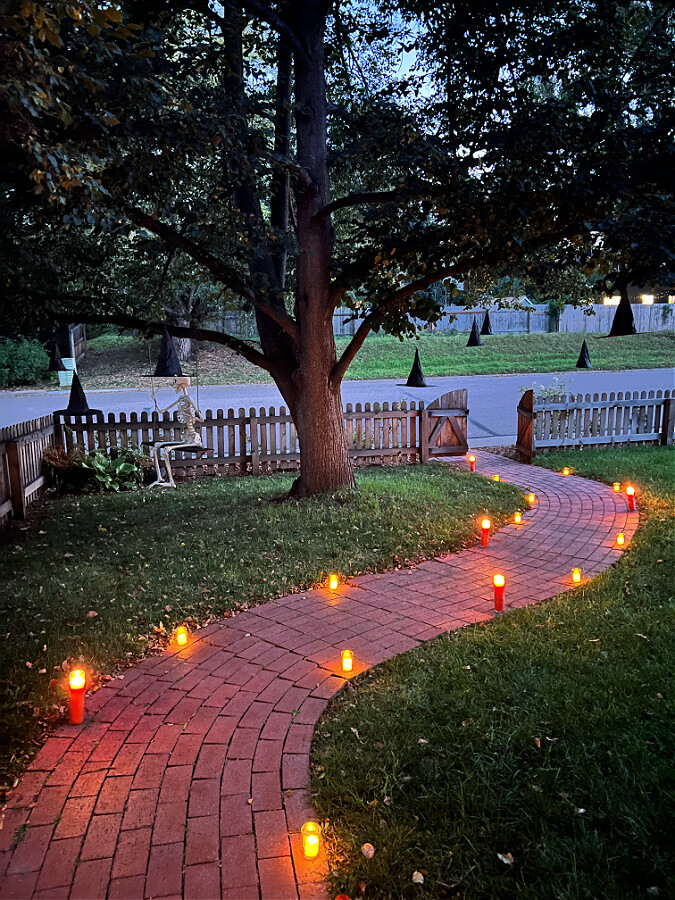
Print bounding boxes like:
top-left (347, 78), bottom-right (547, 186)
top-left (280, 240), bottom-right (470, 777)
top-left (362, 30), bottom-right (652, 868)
top-left (493, 574), bottom-right (505, 587)
top-left (175, 626), bottom-right (188, 646)
top-left (626, 486), bottom-right (635, 496)
top-left (527, 492), bottom-right (536, 503)
top-left (562, 467), bottom-right (571, 476)
top-left (492, 474), bottom-right (500, 482)
top-left (341, 649), bottom-right (353, 673)
top-left (572, 568), bottom-right (581, 584)
top-left (481, 518), bottom-right (491, 530)
top-left (328, 574), bottom-right (339, 590)
top-left (514, 512), bottom-right (522, 524)
top-left (613, 482), bottom-right (621, 492)
top-left (69, 669), bottom-right (85, 690)
top-left (616, 533), bottom-right (625, 546)
top-left (301, 822), bottom-right (321, 859)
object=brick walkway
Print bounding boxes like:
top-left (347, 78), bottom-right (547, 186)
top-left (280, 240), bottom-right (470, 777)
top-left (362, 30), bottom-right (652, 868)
top-left (0, 453), bottom-right (638, 900)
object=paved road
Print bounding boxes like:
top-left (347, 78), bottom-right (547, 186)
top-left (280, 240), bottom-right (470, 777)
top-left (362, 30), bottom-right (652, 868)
top-left (2, 368), bottom-right (673, 445)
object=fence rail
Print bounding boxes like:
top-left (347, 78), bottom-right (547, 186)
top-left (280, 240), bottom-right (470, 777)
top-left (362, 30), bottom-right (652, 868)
top-left (516, 389), bottom-right (675, 459)
top-left (0, 416), bottom-right (55, 523)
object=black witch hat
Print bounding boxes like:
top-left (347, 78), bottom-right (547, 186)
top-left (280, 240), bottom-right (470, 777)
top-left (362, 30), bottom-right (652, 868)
top-left (466, 316), bottom-right (483, 346)
top-left (576, 339), bottom-right (593, 369)
top-left (406, 348), bottom-right (427, 387)
top-left (608, 291), bottom-right (637, 336)
top-left (48, 342), bottom-right (66, 372)
top-left (53, 372), bottom-right (103, 417)
top-left (480, 311), bottom-right (493, 336)
top-left (144, 326), bottom-right (183, 377)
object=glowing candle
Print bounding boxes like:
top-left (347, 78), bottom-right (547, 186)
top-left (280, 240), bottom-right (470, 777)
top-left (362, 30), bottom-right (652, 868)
top-left (301, 821), bottom-right (321, 859)
top-left (613, 482), bottom-right (621, 493)
top-left (481, 518), bottom-right (491, 547)
top-left (69, 669), bottom-right (86, 725)
top-left (616, 532), bottom-right (625, 547)
top-left (562, 467), bottom-right (571, 476)
top-left (468, 454), bottom-right (476, 472)
top-left (493, 574), bottom-right (505, 611)
top-left (527, 492), bottom-right (536, 504)
top-left (328, 574), bottom-right (339, 590)
top-left (492, 474), bottom-right (500, 482)
top-left (514, 512), bottom-right (522, 525)
top-left (175, 625), bottom-right (188, 647)
top-left (626, 486), bottom-right (636, 511)
top-left (341, 649), bottom-right (353, 673)
top-left (572, 567), bottom-right (581, 584)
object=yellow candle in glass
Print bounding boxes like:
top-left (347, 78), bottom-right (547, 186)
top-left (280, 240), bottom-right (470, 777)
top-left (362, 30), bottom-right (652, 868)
top-left (492, 474), bottom-right (500, 482)
top-left (562, 467), bottom-right (571, 476)
top-left (175, 625), bottom-right (188, 647)
top-left (616, 532), bottom-right (625, 547)
top-left (613, 482), bottom-right (621, 492)
top-left (328, 574), bottom-right (339, 590)
top-left (341, 649), bottom-right (353, 673)
top-left (301, 821), bottom-right (320, 859)
top-left (514, 512), bottom-right (522, 524)
top-left (572, 568), bottom-right (581, 584)
top-left (527, 492), bottom-right (536, 504)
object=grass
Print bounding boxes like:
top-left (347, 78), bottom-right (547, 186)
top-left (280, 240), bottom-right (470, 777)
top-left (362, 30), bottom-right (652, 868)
top-left (313, 446), bottom-right (675, 900)
top-left (0, 463), bottom-right (522, 787)
top-left (26, 330), bottom-right (674, 391)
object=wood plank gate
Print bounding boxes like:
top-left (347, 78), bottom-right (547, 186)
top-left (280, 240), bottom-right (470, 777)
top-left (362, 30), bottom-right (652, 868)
top-left (421, 389), bottom-right (469, 460)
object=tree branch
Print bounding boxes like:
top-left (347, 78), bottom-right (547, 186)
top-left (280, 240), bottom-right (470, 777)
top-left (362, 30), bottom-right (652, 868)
top-left (42, 300), bottom-right (275, 373)
top-left (126, 208), bottom-right (256, 301)
top-left (201, 0), bottom-right (306, 58)
top-left (317, 182), bottom-right (449, 219)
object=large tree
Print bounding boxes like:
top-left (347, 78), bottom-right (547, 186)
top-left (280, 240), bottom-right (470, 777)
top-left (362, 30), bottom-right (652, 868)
top-left (1, 1), bottom-right (673, 494)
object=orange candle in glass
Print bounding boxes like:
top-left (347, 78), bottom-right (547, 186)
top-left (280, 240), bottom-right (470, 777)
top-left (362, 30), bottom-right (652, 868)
top-left (493, 574), bottom-right (505, 611)
top-left (626, 486), bottom-right (636, 511)
top-left (481, 518), bottom-right (491, 547)
top-left (468, 454), bottom-right (476, 472)
top-left (616, 532), bottom-right (625, 547)
top-left (175, 625), bottom-right (188, 647)
top-left (301, 821), bottom-right (321, 859)
top-left (572, 567), bottom-right (582, 584)
top-left (328, 573), bottom-right (339, 590)
top-left (341, 649), bottom-right (353, 673)
top-left (514, 511), bottom-right (522, 525)
top-left (69, 669), bottom-right (86, 725)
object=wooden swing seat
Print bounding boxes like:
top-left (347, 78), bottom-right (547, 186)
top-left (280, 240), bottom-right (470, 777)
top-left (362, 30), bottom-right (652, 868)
top-left (141, 441), bottom-right (214, 456)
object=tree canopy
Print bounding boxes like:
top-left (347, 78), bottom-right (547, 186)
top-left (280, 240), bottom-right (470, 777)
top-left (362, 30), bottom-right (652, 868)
top-left (1, 0), bottom-right (673, 492)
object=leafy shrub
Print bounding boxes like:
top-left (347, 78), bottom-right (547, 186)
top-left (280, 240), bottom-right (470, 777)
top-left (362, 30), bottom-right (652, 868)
top-left (43, 446), bottom-right (147, 493)
top-left (81, 451), bottom-right (144, 492)
top-left (0, 338), bottom-right (49, 387)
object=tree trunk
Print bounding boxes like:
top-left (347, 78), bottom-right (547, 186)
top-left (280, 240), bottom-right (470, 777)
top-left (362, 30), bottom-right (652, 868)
top-left (287, 0), bottom-right (355, 496)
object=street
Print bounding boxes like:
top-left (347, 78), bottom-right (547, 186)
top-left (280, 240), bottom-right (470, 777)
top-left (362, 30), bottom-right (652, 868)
top-left (2, 368), bottom-right (673, 445)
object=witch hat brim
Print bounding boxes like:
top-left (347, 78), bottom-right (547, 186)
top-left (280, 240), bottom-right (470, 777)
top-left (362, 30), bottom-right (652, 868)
top-left (142, 326), bottom-right (183, 377)
top-left (48, 343), bottom-right (66, 372)
top-left (406, 348), bottom-right (427, 387)
top-left (53, 373), bottom-right (103, 417)
top-left (480, 311), bottom-right (493, 335)
top-left (466, 317), bottom-right (483, 346)
top-left (576, 339), bottom-right (593, 368)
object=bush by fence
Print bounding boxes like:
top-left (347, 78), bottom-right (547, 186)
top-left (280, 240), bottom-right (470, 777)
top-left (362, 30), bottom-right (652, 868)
top-left (0, 338), bottom-right (49, 387)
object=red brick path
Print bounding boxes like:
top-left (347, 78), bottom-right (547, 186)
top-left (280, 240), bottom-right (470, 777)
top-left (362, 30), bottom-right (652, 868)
top-left (0, 454), bottom-right (638, 899)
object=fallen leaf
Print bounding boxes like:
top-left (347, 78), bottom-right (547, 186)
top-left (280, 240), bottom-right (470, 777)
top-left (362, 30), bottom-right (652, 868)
top-left (25, 661), bottom-right (33, 668)
top-left (635, 633), bottom-right (649, 640)
top-left (412, 870), bottom-right (424, 884)
top-left (534, 737), bottom-right (541, 748)
top-left (361, 843), bottom-right (375, 859)
top-left (86, 611), bottom-right (98, 619)
top-left (418, 738), bottom-right (428, 745)
top-left (497, 852), bottom-right (515, 865)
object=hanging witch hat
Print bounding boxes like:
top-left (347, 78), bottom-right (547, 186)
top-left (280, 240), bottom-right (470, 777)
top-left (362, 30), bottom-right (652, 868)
top-left (576, 339), bottom-right (593, 369)
top-left (608, 289), bottom-right (637, 336)
top-left (53, 372), bottom-right (102, 417)
top-left (406, 348), bottom-right (427, 387)
top-left (48, 342), bottom-right (66, 372)
top-left (145, 326), bottom-right (183, 377)
top-left (480, 311), bottom-right (493, 336)
top-left (466, 316), bottom-right (483, 346)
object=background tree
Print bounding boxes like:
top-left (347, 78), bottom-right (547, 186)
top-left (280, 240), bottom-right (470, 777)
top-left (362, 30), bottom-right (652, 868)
top-left (1, 0), bottom-right (673, 494)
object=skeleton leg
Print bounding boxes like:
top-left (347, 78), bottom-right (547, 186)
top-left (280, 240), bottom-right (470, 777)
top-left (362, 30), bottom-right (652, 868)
top-left (149, 442), bottom-right (174, 488)
top-left (162, 447), bottom-right (177, 488)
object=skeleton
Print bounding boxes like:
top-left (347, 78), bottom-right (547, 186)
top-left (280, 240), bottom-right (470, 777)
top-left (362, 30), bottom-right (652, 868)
top-left (149, 377), bottom-right (204, 488)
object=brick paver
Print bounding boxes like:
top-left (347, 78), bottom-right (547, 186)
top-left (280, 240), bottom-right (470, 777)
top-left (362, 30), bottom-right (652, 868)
top-left (0, 453), bottom-right (638, 899)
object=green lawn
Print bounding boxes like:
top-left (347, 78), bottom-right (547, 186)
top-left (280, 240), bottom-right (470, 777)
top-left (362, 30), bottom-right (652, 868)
top-left (48, 330), bottom-right (675, 391)
top-left (0, 464), bottom-right (522, 786)
top-left (313, 446), bottom-right (675, 900)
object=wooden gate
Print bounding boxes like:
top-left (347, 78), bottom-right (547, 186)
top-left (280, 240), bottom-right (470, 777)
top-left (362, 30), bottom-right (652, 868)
top-left (516, 389), bottom-right (535, 460)
top-left (422, 389), bottom-right (469, 459)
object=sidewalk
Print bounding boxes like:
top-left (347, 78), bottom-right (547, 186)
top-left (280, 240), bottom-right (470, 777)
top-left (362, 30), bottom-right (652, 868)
top-left (0, 453), bottom-right (638, 899)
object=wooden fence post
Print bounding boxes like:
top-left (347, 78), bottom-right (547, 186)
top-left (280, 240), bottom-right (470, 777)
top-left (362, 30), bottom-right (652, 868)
top-left (661, 398), bottom-right (675, 446)
top-left (249, 409), bottom-right (259, 474)
top-left (418, 405), bottom-right (429, 463)
top-left (516, 389), bottom-right (535, 460)
top-left (6, 441), bottom-right (26, 519)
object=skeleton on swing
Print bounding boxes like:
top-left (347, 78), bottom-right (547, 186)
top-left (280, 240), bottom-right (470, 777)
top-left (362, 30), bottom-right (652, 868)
top-left (149, 376), bottom-right (204, 488)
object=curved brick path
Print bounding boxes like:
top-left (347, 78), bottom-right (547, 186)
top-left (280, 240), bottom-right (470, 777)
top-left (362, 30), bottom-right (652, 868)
top-left (0, 453), bottom-right (638, 900)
